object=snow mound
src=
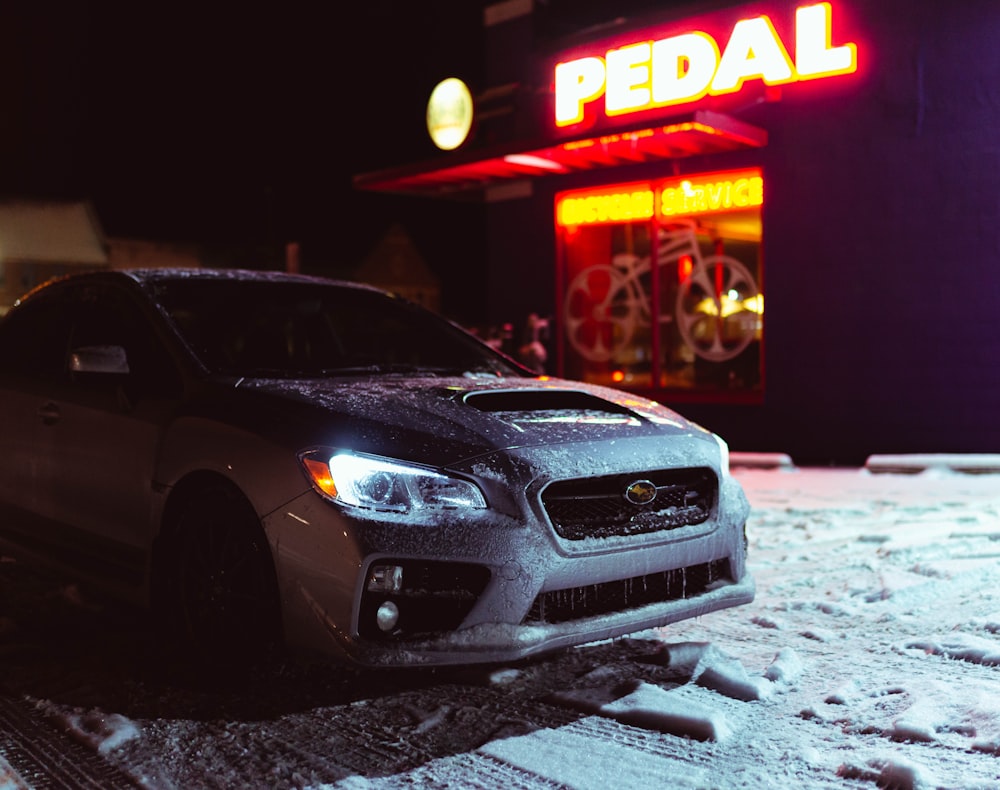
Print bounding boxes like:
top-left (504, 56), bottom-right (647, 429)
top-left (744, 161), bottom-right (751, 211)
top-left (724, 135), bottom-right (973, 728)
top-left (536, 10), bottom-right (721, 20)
top-left (35, 701), bottom-right (139, 755)
top-left (692, 644), bottom-right (803, 700)
top-left (478, 724), bottom-right (716, 789)
top-left (901, 633), bottom-right (1000, 666)
top-left (548, 678), bottom-right (732, 742)
top-left (546, 642), bottom-right (808, 742)
top-left (695, 658), bottom-right (772, 701)
top-left (599, 682), bottom-right (732, 742)
top-left (763, 647), bottom-right (804, 685)
top-left (973, 614), bottom-right (1000, 634)
top-left (866, 453), bottom-right (1000, 475)
top-left (839, 755), bottom-right (938, 790)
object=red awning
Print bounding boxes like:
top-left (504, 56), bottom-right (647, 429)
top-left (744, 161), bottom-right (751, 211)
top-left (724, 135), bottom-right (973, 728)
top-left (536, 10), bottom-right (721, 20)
top-left (353, 110), bottom-right (767, 198)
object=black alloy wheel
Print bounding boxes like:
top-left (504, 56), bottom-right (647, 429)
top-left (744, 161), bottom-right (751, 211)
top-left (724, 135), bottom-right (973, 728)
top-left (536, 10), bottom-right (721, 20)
top-left (168, 484), bottom-right (282, 665)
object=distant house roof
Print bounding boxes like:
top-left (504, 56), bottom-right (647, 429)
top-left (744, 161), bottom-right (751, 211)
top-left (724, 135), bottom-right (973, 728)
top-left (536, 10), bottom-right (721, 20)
top-left (355, 223), bottom-right (440, 289)
top-left (0, 200), bottom-right (108, 266)
top-left (107, 237), bottom-right (202, 269)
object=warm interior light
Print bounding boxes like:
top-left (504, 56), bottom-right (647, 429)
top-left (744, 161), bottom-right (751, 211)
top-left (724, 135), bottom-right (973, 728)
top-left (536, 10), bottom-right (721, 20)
top-left (678, 254), bottom-right (694, 282)
top-left (693, 293), bottom-right (764, 318)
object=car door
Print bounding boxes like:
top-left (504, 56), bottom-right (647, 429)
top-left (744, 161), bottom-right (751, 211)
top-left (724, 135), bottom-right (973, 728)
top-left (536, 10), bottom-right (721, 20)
top-left (0, 286), bottom-right (76, 532)
top-left (0, 279), bottom-right (183, 584)
top-left (42, 282), bottom-right (183, 567)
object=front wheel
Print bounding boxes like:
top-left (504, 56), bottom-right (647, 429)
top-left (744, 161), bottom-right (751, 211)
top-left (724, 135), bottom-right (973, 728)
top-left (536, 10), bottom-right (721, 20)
top-left (159, 483), bottom-right (283, 665)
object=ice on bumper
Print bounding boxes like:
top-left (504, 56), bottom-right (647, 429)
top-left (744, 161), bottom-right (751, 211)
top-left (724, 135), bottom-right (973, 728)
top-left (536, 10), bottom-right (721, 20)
top-left (272, 430), bottom-right (753, 667)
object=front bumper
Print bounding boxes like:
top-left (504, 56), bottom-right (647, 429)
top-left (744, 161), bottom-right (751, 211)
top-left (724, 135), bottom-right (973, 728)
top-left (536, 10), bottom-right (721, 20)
top-left (264, 442), bottom-right (753, 668)
top-left (328, 572), bottom-right (755, 667)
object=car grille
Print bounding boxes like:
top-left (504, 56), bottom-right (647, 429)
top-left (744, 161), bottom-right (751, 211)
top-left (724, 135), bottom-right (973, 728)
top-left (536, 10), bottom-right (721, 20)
top-left (541, 468), bottom-right (716, 540)
top-left (523, 559), bottom-right (730, 625)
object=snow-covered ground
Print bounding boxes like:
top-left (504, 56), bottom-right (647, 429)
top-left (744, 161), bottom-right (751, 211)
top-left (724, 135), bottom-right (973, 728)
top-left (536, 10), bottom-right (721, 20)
top-left (331, 460), bottom-right (1000, 790)
top-left (2, 458), bottom-right (1000, 789)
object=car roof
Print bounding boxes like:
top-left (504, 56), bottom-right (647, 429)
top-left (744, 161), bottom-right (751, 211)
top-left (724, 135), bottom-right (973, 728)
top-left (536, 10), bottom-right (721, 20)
top-left (121, 267), bottom-right (386, 291)
top-left (13, 268), bottom-right (390, 307)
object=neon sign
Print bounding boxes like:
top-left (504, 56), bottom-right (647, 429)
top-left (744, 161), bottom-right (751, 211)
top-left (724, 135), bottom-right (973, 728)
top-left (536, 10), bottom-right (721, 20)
top-left (556, 171), bottom-right (763, 227)
top-left (661, 174), bottom-right (763, 216)
top-left (555, 2), bottom-right (857, 127)
top-left (557, 186), bottom-right (655, 227)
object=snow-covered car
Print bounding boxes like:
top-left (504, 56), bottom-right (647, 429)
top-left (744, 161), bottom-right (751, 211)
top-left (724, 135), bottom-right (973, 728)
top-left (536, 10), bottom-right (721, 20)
top-left (0, 269), bottom-right (753, 667)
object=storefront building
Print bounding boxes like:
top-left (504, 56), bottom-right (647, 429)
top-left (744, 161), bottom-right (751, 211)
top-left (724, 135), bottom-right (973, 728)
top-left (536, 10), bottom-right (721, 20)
top-left (356, 0), bottom-right (1000, 464)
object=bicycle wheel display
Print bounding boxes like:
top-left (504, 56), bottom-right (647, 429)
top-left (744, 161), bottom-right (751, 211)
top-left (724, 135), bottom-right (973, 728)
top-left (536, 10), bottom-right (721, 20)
top-left (676, 254), bottom-right (759, 362)
top-left (563, 260), bottom-right (641, 363)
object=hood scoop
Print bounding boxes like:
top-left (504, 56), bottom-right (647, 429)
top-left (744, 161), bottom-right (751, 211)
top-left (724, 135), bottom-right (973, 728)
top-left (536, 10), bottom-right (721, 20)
top-left (463, 389), bottom-right (645, 428)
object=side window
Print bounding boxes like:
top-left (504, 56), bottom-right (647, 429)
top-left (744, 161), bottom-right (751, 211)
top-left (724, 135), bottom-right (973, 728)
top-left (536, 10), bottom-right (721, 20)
top-left (0, 293), bottom-right (75, 385)
top-left (69, 286), bottom-right (182, 398)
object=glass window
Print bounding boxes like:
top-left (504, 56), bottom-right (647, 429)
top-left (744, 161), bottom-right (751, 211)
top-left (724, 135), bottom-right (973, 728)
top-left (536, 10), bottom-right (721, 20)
top-left (0, 288), bottom-right (75, 385)
top-left (69, 285), bottom-right (183, 398)
top-left (0, 280), bottom-right (183, 399)
top-left (150, 279), bottom-right (523, 379)
top-left (557, 169), bottom-right (763, 399)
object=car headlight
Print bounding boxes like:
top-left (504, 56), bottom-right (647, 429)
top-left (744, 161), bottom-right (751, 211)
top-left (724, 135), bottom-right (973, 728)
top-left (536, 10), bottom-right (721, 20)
top-left (299, 450), bottom-right (487, 513)
top-left (713, 433), bottom-right (731, 477)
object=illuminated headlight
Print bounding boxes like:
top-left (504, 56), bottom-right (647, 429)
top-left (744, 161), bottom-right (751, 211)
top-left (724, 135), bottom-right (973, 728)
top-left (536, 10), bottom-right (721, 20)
top-left (713, 433), bottom-right (731, 477)
top-left (299, 450), bottom-right (487, 513)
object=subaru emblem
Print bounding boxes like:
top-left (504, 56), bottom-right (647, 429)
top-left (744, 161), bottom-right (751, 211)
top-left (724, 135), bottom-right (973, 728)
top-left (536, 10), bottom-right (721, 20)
top-left (624, 479), bottom-right (657, 505)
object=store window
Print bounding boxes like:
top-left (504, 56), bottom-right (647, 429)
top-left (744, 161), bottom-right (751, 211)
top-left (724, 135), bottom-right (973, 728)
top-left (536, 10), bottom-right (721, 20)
top-left (557, 169), bottom-right (763, 400)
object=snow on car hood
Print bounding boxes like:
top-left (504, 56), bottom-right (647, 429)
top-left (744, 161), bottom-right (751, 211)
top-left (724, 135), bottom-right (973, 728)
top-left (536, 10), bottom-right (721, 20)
top-left (226, 374), bottom-right (707, 467)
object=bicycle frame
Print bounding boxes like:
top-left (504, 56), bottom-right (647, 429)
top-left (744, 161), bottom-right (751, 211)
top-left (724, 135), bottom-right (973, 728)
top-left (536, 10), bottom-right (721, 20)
top-left (564, 218), bottom-right (759, 365)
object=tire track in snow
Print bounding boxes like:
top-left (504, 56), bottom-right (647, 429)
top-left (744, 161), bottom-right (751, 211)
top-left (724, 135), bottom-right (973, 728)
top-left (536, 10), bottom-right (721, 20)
top-left (0, 688), bottom-right (139, 789)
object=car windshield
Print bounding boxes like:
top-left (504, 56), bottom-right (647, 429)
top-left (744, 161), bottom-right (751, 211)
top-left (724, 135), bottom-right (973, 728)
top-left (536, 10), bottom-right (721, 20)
top-left (148, 277), bottom-right (522, 379)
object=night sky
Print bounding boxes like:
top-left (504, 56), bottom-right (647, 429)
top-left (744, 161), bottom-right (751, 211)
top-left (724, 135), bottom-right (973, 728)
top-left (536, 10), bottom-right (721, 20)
top-left (1, 2), bottom-right (489, 320)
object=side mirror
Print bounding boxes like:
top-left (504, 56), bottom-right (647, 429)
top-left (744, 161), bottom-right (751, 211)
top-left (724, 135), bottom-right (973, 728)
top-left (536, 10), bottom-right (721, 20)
top-left (69, 345), bottom-right (130, 375)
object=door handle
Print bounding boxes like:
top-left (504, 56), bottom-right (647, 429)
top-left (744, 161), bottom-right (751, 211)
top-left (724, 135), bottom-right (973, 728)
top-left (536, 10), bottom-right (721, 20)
top-left (37, 402), bottom-right (60, 426)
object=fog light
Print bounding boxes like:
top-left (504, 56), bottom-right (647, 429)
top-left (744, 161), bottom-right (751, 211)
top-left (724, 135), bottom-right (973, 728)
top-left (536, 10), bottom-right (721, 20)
top-left (376, 600), bottom-right (400, 632)
top-left (368, 564), bottom-right (403, 593)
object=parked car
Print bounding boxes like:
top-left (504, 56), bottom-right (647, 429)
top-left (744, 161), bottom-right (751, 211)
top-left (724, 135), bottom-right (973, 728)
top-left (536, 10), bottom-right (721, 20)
top-left (0, 269), bottom-right (753, 667)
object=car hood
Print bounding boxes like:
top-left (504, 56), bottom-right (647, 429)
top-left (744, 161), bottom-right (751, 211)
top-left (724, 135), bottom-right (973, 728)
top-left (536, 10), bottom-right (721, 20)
top-left (211, 374), bottom-right (710, 468)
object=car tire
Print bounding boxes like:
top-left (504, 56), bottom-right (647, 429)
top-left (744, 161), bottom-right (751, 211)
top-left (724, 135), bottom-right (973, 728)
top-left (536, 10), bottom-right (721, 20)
top-left (160, 482), bottom-right (283, 667)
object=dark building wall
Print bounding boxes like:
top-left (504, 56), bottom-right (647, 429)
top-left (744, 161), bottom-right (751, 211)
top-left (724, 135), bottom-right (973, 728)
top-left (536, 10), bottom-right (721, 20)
top-left (483, 0), bottom-right (1000, 463)
top-left (745, 0), bottom-right (1000, 462)
top-left (485, 194), bottom-right (556, 329)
